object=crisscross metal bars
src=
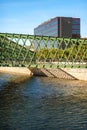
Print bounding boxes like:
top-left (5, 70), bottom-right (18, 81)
top-left (0, 33), bottom-right (36, 67)
top-left (0, 33), bottom-right (87, 68)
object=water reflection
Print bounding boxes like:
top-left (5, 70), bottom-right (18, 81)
top-left (39, 77), bottom-right (87, 98)
top-left (0, 76), bottom-right (87, 130)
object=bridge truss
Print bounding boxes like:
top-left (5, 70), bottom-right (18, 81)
top-left (0, 33), bottom-right (87, 68)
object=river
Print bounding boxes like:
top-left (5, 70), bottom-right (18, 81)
top-left (0, 74), bottom-right (87, 130)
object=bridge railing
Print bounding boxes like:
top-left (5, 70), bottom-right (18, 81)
top-left (0, 33), bottom-right (87, 68)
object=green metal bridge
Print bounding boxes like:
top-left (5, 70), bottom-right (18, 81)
top-left (0, 33), bottom-right (87, 68)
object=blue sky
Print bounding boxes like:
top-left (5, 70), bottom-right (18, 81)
top-left (0, 0), bottom-right (87, 37)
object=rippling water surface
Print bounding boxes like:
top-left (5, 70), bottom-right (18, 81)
top-left (0, 74), bottom-right (87, 130)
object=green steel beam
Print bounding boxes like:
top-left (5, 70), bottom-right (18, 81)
top-left (0, 33), bottom-right (87, 68)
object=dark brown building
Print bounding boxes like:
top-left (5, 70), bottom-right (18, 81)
top-left (34, 17), bottom-right (80, 38)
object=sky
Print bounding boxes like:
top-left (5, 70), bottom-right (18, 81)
top-left (0, 0), bottom-right (87, 37)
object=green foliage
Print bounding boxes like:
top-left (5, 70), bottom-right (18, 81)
top-left (36, 43), bottom-right (87, 62)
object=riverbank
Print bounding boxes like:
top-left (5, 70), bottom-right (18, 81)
top-left (0, 67), bottom-right (87, 81)
top-left (30, 68), bottom-right (87, 81)
top-left (0, 67), bottom-right (33, 84)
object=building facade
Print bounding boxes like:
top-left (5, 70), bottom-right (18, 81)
top-left (34, 17), bottom-right (80, 38)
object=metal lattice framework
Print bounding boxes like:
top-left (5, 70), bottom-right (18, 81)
top-left (0, 33), bottom-right (87, 68)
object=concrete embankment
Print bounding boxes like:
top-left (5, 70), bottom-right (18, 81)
top-left (0, 67), bottom-right (33, 83)
top-left (0, 67), bottom-right (87, 81)
top-left (30, 68), bottom-right (87, 81)
top-left (62, 68), bottom-right (87, 81)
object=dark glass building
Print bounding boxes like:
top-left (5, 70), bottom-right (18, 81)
top-left (34, 17), bottom-right (80, 38)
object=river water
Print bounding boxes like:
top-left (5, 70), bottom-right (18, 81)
top-left (0, 74), bottom-right (87, 130)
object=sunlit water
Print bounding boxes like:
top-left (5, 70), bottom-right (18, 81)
top-left (0, 74), bottom-right (87, 130)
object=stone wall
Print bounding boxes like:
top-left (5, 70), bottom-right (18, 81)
top-left (0, 67), bottom-right (33, 76)
top-left (30, 68), bottom-right (87, 81)
top-left (0, 67), bottom-right (87, 81)
top-left (0, 67), bottom-right (33, 83)
top-left (63, 68), bottom-right (87, 81)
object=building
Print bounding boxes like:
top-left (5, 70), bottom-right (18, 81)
top-left (34, 17), bottom-right (80, 38)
